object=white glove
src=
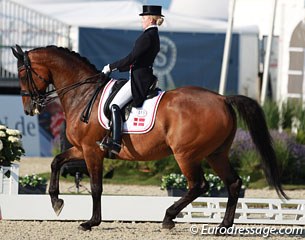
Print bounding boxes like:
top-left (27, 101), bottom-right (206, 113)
top-left (102, 64), bottom-right (111, 74)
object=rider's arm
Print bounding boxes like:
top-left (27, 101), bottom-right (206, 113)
top-left (110, 32), bottom-right (151, 72)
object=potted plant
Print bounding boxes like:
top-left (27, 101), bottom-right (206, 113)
top-left (0, 124), bottom-right (24, 166)
top-left (19, 173), bottom-right (47, 194)
top-left (161, 173), bottom-right (188, 196)
top-left (0, 124), bottom-right (25, 194)
top-left (161, 172), bottom-right (250, 197)
top-left (204, 174), bottom-right (250, 197)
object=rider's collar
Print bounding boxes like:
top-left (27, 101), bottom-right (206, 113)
top-left (144, 25), bottom-right (158, 31)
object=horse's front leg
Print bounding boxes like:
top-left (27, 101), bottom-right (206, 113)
top-left (79, 148), bottom-right (104, 231)
top-left (49, 147), bottom-right (84, 215)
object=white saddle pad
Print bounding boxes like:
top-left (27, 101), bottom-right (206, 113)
top-left (98, 79), bottom-right (165, 134)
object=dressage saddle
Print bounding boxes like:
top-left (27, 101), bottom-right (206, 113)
top-left (103, 79), bottom-right (160, 121)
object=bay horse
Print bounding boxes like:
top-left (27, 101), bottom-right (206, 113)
top-left (11, 45), bottom-right (287, 231)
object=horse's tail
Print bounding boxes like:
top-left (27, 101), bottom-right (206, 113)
top-left (225, 95), bottom-right (288, 199)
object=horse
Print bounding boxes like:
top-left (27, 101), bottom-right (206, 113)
top-left (11, 45), bottom-right (287, 231)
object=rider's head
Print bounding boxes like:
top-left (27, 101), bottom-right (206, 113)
top-left (139, 5), bottom-right (164, 29)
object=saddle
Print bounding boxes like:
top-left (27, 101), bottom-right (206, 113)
top-left (103, 79), bottom-right (160, 121)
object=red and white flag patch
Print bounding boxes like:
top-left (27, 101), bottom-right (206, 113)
top-left (133, 117), bottom-right (145, 126)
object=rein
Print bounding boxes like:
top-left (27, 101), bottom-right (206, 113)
top-left (41, 73), bottom-right (103, 105)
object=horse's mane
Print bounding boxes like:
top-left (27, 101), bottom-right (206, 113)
top-left (31, 45), bottom-right (98, 72)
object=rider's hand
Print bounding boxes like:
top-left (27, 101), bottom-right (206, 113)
top-left (102, 64), bottom-right (111, 74)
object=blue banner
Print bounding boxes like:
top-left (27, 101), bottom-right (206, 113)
top-left (79, 27), bottom-right (239, 93)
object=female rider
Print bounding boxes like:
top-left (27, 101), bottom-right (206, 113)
top-left (99, 5), bottom-right (164, 155)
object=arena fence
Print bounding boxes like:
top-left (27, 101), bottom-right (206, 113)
top-left (0, 195), bottom-right (304, 225)
top-left (0, 0), bottom-right (71, 87)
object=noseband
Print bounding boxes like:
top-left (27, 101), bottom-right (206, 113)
top-left (18, 51), bottom-right (52, 109)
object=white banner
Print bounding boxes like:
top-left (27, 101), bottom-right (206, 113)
top-left (0, 95), bottom-right (40, 156)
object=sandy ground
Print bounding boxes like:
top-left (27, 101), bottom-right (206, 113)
top-left (0, 221), bottom-right (304, 240)
top-left (1, 157), bottom-right (303, 240)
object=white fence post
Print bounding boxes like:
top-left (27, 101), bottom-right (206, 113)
top-left (0, 163), bottom-right (19, 195)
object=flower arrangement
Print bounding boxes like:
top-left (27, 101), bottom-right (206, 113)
top-left (19, 173), bottom-right (47, 194)
top-left (0, 125), bottom-right (25, 166)
top-left (161, 173), bottom-right (187, 190)
top-left (161, 172), bottom-right (250, 197)
top-left (205, 173), bottom-right (250, 197)
top-left (19, 174), bottom-right (47, 188)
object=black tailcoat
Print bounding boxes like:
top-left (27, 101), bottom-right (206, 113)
top-left (110, 27), bottom-right (160, 107)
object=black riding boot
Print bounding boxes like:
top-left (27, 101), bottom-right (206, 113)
top-left (98, 104), bottom-right (122, 155)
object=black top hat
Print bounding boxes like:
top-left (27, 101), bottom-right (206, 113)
top-left (139, 5), bottom-right (164, 17)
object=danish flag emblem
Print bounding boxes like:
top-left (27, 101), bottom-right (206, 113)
top-left (133, 117), bottom-right (145, 126)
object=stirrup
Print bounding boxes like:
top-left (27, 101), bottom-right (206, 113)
top-left (110, 142), bottom-right (121, 155)
top-left (97, 136), bottom-right (111, 151)
top-left (97, 136), bottom-right (121, 155)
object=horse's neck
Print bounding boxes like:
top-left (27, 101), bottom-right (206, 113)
top-left (51, 62), bottom-right (98, 115)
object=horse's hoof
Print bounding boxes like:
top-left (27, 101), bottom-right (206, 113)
top-left (78, 223), bottom-right (92, 231)
top-left (215, 223), bottom-right (231, 236)
top-left (162, 220), bottom-right (175, 229)
top-left (52, 199), bottom-right (64, 216)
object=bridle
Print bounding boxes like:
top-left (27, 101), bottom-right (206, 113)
top-left (18, 51), bottom-right (52, 109)
top-left (18, 51), bottom-right (105, 109)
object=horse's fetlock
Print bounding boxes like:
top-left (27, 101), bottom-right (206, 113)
top-left (165, 208), bottom-right (176, 219)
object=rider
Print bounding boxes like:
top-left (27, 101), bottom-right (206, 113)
top-left (99, 5), bottom-right (164, 155)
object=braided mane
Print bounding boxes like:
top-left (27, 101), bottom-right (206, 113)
top-left (31, 45), bottom-right (98, 72)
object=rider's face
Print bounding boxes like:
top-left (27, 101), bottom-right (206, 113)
top-left (141, 16), bottom-right (152, 30)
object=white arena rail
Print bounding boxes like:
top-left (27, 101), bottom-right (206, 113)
top-left (0, 195), bottom-right (304, 225)
top-left (177, 197), bottom-right (305, 225)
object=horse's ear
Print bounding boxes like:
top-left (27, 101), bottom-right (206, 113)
top-left (15, 44), bottom-right (24, 55)
top-left (11, 45), bottom-right (23, 61)
top-left (11, 47), bottom-right (22, 60)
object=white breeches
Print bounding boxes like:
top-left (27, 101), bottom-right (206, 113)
top-left (110, 80), bottom-right (133, 109)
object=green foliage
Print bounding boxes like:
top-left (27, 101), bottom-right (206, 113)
top-left (260, 99), bottom-right (305, 142)
top-left (238, 150), bottom-right (263, 182)
top-left (161, 173), bottom-right (187, 190)
top-left (262, 100), bottom-right (280, 129)
top-left (296, 130), bottom-right (305, 144)
top-left (273, 138), bottom-right (290, 174)
top-left (280, 100), bottom-right (296, 129)
top-left (103, 155), bottom-right (181, 177)
top-left (19, 173), bottom-right (47, 187)
top-left (160, 172), bottom-right (250, 197)
top-left (291, 103), bottom-right (305, 143)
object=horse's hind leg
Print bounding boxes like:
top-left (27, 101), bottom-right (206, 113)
top-left (206, 153), bottom-right (242, 228)
top-left (162, 157), bottom-right (209, 229)
top-left (49, 147), bottom-right (84, 215)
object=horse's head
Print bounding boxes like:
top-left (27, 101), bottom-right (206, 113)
top-left (11, 45), bottom-right (51, 116)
